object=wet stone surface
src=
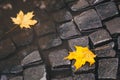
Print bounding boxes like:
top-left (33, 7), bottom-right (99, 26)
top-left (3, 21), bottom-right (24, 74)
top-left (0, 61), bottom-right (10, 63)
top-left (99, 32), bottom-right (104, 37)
top-left (21, 50), bottom-right (42, 66)
top-left (105, 17), bottom-right (120, 35)
top-left (69, 0), bottom-right (89, 12)
top-left (95, 1), bottom-right (118, 20)
top-left (89, 29), bottom-right (112, 46)
top-left (9, 76), bottom-right (23, 80)
top-left (38, 34), bottom-right (62, 50)
top-left (74, 9), bottom-right (102, 32)
top-left (98, 58), bottom-right (119, 79)
top-left (52, 9), bottom-right (72, 23)
top-left (12, 29), bottom-right (33, 47)
top-left (68, 36), bottom-right (89, 51)
top-left (94, 42), bottom-right (116, 57)
top-left (0, 39), bottom-right (16, 59)
top-left (24, 65), bottom-right (46, 80)
top-left (73, 73), bottom-right (95, 80)
top-left (58, 21), bottom-right (79, 39)
top-left (48, 49), bottom-right (70, 68)
top-left (0, 0), bottom-right (120, 80)
top-left (34, 20), bottom-right (56, 37)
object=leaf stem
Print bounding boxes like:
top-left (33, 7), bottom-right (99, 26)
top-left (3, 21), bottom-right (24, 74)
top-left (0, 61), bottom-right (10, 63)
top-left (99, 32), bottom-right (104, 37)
top-left (0, 25), bottom-right (18, 40)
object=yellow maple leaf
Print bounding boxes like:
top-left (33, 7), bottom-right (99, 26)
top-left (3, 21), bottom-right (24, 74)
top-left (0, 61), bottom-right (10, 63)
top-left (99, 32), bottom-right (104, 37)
top-left (11, 10), bottom-right (37, 28)
top-left (64, 46), bottom-right (96, 70)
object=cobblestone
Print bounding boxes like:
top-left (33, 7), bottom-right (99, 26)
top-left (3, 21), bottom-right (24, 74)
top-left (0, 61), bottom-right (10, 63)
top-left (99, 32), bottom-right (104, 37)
top-left (34, 20), bottom-right (56, 36)
top-left (9, 76), bottom-right (23, 80)
top-left (89, 29), bottom-right (112, 46)
top-left (74, 9), bottom-right (102, 32)
top-left (94, 42), bottom-right (116, 57)
top-left (69, 0), bottom-right (89, 12)
top-left (73, 73), bottom-right (95, 80)
top-left (12, 29), bottom-right (33, 47)
top-left (24, 65), bottom-right (47, 80)
top-left (95, 1), bottom-right (118, 20)
top-left (68, 36), bottom-right (89, 51)
top-left (98, 58), bottom-right (119, 79)
top-left (38, 34), bottom-right (62, 50)
top-left (105, 17), bottom-right (120, 35)
top-left (48, 49), bottom-right (70, 68)
top-left (58, 21), bottom-right (79, 39)
top-left (52, 9), bottom-right (72, 23)
top-left (0, 39), bottom-right (16, 59)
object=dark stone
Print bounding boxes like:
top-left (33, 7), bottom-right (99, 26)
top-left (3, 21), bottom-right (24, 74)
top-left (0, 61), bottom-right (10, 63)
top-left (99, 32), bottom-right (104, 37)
top-left (105, 17), bottom-right (120, 35)
top-left (12, 29), bottom-right (33, 47)
top-left (117, 36), bottom-right (120, 49)
top-left (10, 65), bottom-right (23, 74)
top-left (68, 36), bottom-right (89, 51)
top-left (98, 58), bottom-right (118, 79)
top-left (95, 2), bottom-right (118, 20)
top-left (119, 5), bottom-right (120, 10)
top-left (89, 29), bottom-right (112, 46)
top-left (86, 0), bottom-right (104, 5)
top-left (94, 42), bottom-right (116, 57)
top-left (0, 39), bottom-right (16, 59)
top-left (52, 9), bottom-right (72, 23)
top-left (34, 20), bottom-right (56, 36)
top-left (48, 49), bottom-right (70, 68)
top-left (74, 9), bottom-right (102, 32)
top-left (0, 75), bottom-right (8, 80)
top-left (9, 76), bottom-right (23, 80)
top-left (73, 73), bottom-right (95, 80)
top-left (51, 76), bottom-right (73, 80)
top-left (69, 0), bottom-right (89, 11)
top-left (24, 65), bottom-right (47, 80)
top-left (17, 45), bottom-right (38, 60)
top-left (46, 0), bottom-right (65, 11)
top-left (50, 68), bottom-right (72, 79)
top-left (21, 50), bottom-right (42, 66)
top-left (58, 21), bottom-right (79, 39)
top-left (64, 0), bottom-right (77, 3)
top-left (38, 34), bottom-right (62, 50)
top-left (72, 63), bottom-right (95, 73)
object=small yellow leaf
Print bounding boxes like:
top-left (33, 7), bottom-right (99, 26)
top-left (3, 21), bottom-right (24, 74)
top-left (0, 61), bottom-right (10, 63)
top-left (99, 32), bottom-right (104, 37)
top-left (11, 10), bottom-right (37, 28)
top-left (64, 46), bottom-right (96, 70)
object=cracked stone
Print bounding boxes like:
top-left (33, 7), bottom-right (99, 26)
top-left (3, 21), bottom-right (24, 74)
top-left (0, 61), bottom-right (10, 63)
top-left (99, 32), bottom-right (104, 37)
top-left (89, 29), bottom-right (112, 46)
top-left (69, 0), bottom-right (89, 11)
top-left (73, 73), bottom-right (95, 80)
top-left (95, 2), bottom-right (118, 20)
top-left (98, 58), bottom-right (119, 79)
top-left (72, 63), bottom-right (95, 73)
top-left (24, 65), bottom-right (47, 80)
top-left (105, 17), bottom-right (120, 35)
top-left (38, 34), bottom-right (62, 50)
top-left (74, 9), bottom-right (102, 32)
top-left (34, 20), bottom-right (56, 36)
top-left (94, 42), bottom-right (116, 57)
top-left (48, 49), bottom-right (70, 68)
top-left (52, 9), bottom-right (72, 23)
top-left (58, 21), bottom-right (79, 39)
top-left (0, 39), bottom-right (16, 59)
top-left (21, 50), bottom-right (42, 66)
top-left (12, 29), bottom-right (33, 47)
top-left (9, 76), bottom-right (23, 80)
top-left (68, 36), bottom-right (89, 51)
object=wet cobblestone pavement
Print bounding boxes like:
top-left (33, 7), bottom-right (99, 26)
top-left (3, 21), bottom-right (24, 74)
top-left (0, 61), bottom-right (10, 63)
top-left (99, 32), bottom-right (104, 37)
top-left (0, 0), bottom-right (120, 80)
